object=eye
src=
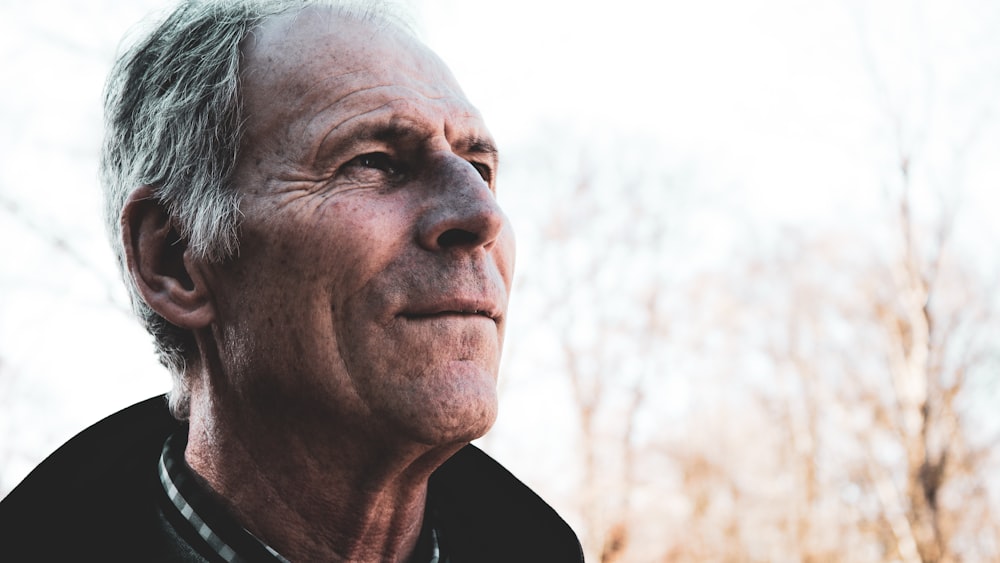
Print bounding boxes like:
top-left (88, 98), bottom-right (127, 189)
top-left (470, 161), bottom-right (493, 183)
top-left (343, 152), bottom-right (406, 178)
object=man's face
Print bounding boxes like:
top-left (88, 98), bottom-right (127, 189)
top-left (204, 10), bottom-right (514, 448)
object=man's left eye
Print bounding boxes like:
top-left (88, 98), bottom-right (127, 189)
top-left (470, 161), bottom-right (492, 183)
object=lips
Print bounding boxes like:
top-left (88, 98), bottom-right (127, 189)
top-left (400, 297), bottom-right (503, 323)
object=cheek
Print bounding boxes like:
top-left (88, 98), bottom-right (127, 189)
top-left (238, 205), bottom-right (406, 309)
top-left (495, 229), bottom-right (517, 290)
top-left (319, 198), bottom-right (413, 297)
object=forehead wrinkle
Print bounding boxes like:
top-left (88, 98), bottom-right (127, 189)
top-left (241, 61), bottom-right (367, 145)
top-left (309, 88), bottom-right (486, 157)
top-left (296, 68), bottom-right (369, 101)
top-left (307, 99), bottom-right (399, 165)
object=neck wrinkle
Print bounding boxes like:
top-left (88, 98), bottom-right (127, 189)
top-left (183, 394), bottom-right (462, 562)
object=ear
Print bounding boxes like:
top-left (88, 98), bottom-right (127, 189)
top-left (122, 186), bottom-right (215, 329)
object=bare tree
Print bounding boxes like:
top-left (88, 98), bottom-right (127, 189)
top-left (500, 131), bottom-right (687, 562)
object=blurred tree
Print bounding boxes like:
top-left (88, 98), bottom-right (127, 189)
top-left (503, 130), bottom-right (687, 562)
top-left (502, 2), bottom-right (1000, 555)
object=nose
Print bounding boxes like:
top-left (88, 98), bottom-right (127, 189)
top-left (417, 155), bottom-right (506, 252)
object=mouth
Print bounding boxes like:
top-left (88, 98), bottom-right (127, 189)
top-left (404, 310), bottom-right (496, 321)
top-left (400, 299), bottom-right (502, 323)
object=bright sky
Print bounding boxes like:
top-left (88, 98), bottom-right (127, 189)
top-left (2, 2), bottom-right (999, 537)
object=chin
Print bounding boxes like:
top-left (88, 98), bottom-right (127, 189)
top-left (430, 399), bottom-right (498, 447)
top-left (452, 400), bottom-right (499, 443)
top-left (404, 372), bottom-right (499, 447)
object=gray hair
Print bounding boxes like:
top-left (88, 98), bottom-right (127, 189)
top-left (100, 0), bottom-right (408, 420)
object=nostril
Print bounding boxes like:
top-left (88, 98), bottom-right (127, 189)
top-left (437, 228), bottom-right (479, 248)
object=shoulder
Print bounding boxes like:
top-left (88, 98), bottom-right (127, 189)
top-left (431, 445), bottom-right (584, 563)
top-left (0, 395), bottom-right (185, 560)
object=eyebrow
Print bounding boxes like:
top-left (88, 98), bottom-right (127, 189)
top-left (370, 123), bottom-right (421, 144)
top-left (461, 136), bottom-right (499, 158)
top-left (367, 124), bottom-right (498, 157)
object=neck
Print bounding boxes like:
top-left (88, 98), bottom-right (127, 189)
top-left (183, 390), bottom-right (461, 562)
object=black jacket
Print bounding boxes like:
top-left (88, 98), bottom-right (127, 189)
top-left (0, 395), bottom-right (583, 562)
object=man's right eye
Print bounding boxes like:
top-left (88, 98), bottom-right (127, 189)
top-left (345, 152), bottom-right (403, 177)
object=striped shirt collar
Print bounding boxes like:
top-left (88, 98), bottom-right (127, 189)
top-left (158, 431), bottom-right (443, 563)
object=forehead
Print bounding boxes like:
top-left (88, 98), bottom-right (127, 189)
top-left (240, 8), bottom-right (484, 139)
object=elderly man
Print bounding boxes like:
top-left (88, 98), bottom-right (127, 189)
top-left (0, 1), bottom-right (582, 561)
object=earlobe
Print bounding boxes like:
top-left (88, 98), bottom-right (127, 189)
top-left (122, 186), bottom-right (215, 329)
